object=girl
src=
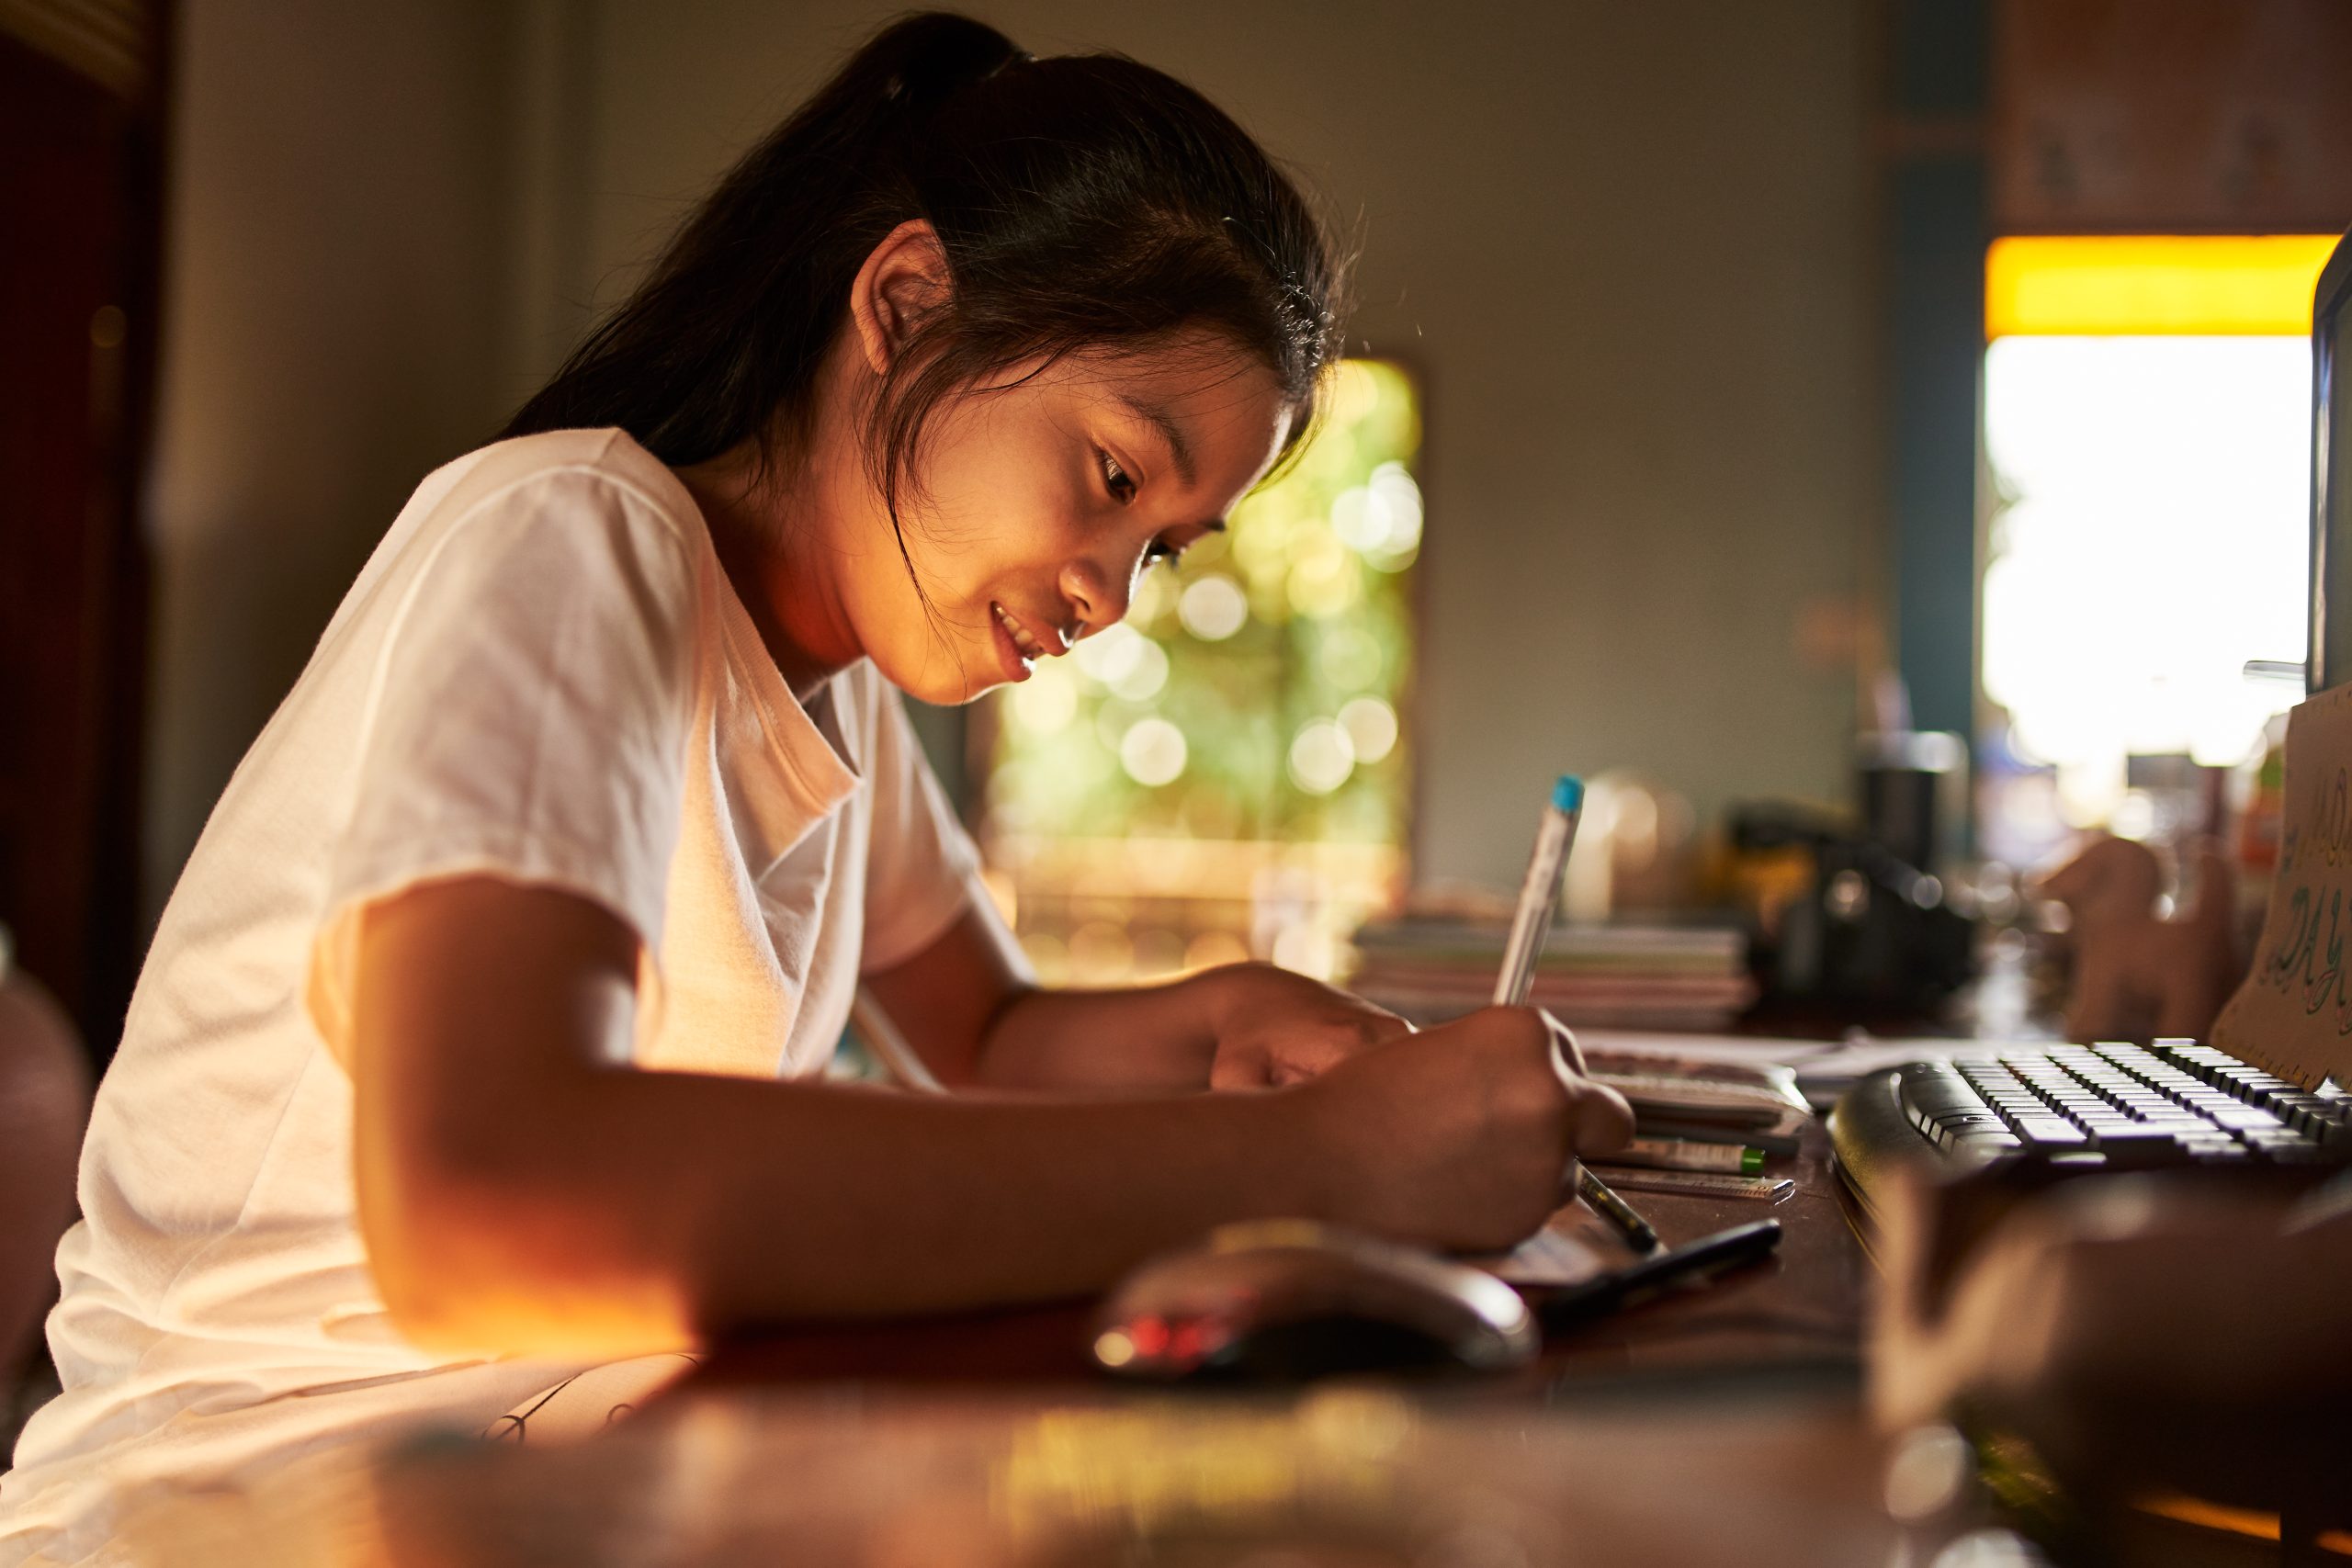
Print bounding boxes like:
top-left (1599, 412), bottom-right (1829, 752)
top-left (1, 14), bottom-right (1631, 1558)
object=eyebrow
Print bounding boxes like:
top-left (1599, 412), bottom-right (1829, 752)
top-left (1116, 393), bottom-right (1197, 489)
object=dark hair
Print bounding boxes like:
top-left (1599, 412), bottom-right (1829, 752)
top-left (503, 11), bottom-right (1346, 532)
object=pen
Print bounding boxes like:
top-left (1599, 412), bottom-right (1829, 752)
top-left (1572, 1164), bottom-right (1660, 1252)
top-left (1492, 775), bottom-right (1662, 1255)
top-left (1493, 775), bottom-right (1583, 1008)
top-left (1532, 1218), bottom-right (1782, 1332)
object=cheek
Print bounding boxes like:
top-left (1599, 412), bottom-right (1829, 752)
top-left (862, 394), bottom-right (1114, 641)
top-left (910, 475), bottom-right (1091, 610)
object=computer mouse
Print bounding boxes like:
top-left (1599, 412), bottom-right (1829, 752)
top-left (1091, 1219), bottom-right (1539, 1383)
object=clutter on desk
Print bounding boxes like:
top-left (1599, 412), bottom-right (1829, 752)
top-left (1350, 916), bottom-right (1756, 1028)
top-left (1583, 1046), bottom-right (1810, 1136)
top-left (1723, 728), bottom-right (1980, 1015)
top-left (2212, 680), bottom-right (2352, 1091)
top-left (1598, 1169), bottom-right (1797, 1202)
top-left (1727, 800), bottom-right (1976, 1015)
top-left (1577, 1042), bottom-right (1814, 1200)
top-left (2036, 831), bottom-right (2239, 1043)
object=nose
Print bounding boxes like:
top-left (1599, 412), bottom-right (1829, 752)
top-left (1057, 554), bottom-right (1134, 638)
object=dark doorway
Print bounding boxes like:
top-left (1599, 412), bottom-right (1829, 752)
top-left (0, 11), bottom-right (168, 1063)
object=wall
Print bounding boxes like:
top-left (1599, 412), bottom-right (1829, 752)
top-left (563, 0), bottom-right (1875, 888)
top-left (142, 0), bottom-right (522, 912)
top-left (145, 0), bottom-right (1874, 908)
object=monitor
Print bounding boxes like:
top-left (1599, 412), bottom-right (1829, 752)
top-left (2307, 226), bottom-right (2352, 693)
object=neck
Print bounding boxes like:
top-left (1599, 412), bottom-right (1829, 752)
top-left (675, 435), bottom-right (862, 705)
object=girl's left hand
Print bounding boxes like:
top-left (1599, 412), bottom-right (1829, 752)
top-left (1191, 962), bottom-right (1416, 1089)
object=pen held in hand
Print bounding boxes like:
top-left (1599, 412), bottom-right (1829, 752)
top-left (1492, 775), bottom-right (1662, 1256)
top-left (1491, 774), bottom-right (1584, 1011)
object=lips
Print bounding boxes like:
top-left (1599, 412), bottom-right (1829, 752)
top-left (988, 602), bottom-right (1053, 662)
top-left (988, 597), bottom-right (1077, 667)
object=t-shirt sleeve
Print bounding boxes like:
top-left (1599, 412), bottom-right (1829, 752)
top-left (859, 685), bottom-right (991, 975)
top-left (306, 469), bottom-right (699, 1062)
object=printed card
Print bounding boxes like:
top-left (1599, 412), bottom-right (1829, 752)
top-left (2212, 682), bottom-right (2352, 1089)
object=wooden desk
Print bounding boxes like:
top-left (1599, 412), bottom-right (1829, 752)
top-left (160, 1378), bottom-right (1896, 1567)
top-left (686, 1117), bottom-right (1870, 1394)
top-left (150, 1123), bottom-right (1901, 1565)
top-left (141, 1050), bottom-right (1906, 1565)
top-left (174, 993), bottom-right (2326, 1562)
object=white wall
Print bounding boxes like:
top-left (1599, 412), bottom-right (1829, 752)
top-left (146, 0), bottom-right (1873, 906)
top-left (564, 0), bottom-right (1875, 887)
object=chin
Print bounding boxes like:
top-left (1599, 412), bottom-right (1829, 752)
top-left (911, 674), bottom-right (1004, 706)
top-left (873, 644), bottom-right (1001, 707)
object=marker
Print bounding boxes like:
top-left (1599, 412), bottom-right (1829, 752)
top-left (1609, 1138), bottom-right (1769, 1176)
top-left (1493, 775), bottom-right (1661, 1256)
top-left (1571, 1165), bottom-right (1661, 1253)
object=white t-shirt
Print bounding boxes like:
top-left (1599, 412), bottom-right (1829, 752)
top-left (1, 429), bottom-right (985, 1562)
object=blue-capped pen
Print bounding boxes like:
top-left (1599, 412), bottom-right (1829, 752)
top-left (1492, 774), bottom-right (1585, 1009)
top-left (1492, 775), bottom-right (1661, 1255)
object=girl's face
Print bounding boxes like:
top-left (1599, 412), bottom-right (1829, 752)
top-left (842, 340), bottom-right (1294, 705)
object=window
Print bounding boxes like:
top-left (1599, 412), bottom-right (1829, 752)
top-left (1977, 236), bottom-right (2334, 861)
top-left (981, 361), bottom-right (1421, 984)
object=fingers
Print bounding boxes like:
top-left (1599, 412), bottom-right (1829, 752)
top-left (1566, 1077), bottom-right (1635, 1156)
top-left (1264, 1036), bottom-right (1352, 1088)
top-left (1207, 1043), bottom-right (1272, 1091)
top-left (1530, 1009), bottom-right (1628, 1155)
top-left (1535, 1008), bottom-right (1587, 1075)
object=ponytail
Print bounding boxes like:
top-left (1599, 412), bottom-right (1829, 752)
top-left (503, 9), bottom-right (1343, 532)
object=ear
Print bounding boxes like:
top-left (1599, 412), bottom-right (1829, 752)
top-left (849, 220), bottom-right (952, 376)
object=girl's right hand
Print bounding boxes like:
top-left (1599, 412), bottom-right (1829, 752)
top-left (1293, 1005), bottom-right (1635, 1252)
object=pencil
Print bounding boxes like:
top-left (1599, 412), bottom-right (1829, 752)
top-left (1493, 775), bottom-right (1662, 1255)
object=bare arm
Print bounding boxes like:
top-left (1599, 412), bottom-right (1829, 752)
top-left (351, 877), bottom-right (1630, 1357)
top-left (863, 899), bottom-right (1411, 1092)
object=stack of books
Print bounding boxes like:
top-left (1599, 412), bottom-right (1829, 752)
top-left (1347, 918), bottom-right (1758, 1029)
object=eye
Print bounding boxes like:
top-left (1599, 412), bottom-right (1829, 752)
top-left (1098, 446), bottom-right (1138, 505)
top-left (1144, 536), bottom-right (1180, 566)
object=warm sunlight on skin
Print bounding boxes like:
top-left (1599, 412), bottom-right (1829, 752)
top-left (865, 345), bottom-right (1294, 704)
top-left (679, 221), bottom-right (1296, 707)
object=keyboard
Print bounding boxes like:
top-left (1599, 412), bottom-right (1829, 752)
top-left (1831, 1041), bottom-right (2352, 1210)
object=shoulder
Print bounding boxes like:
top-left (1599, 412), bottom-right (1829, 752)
top-left (375, 430), bottom-right (717, 639)
top-left (417, 429), bottom-right (708, 558)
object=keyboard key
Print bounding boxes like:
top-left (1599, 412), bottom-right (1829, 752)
top-left (2083, 1123), bottom-right (2195, 1165)
top-left (1949, 1131), bottom-right (2024, 1168)
top-left (2247, 1131), bottom-right (2332, 1163)
top-left (1903, 1043), bottom-right (2350, 1174)
top-left (1931, 1113), bottom-right (2009, 1148)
